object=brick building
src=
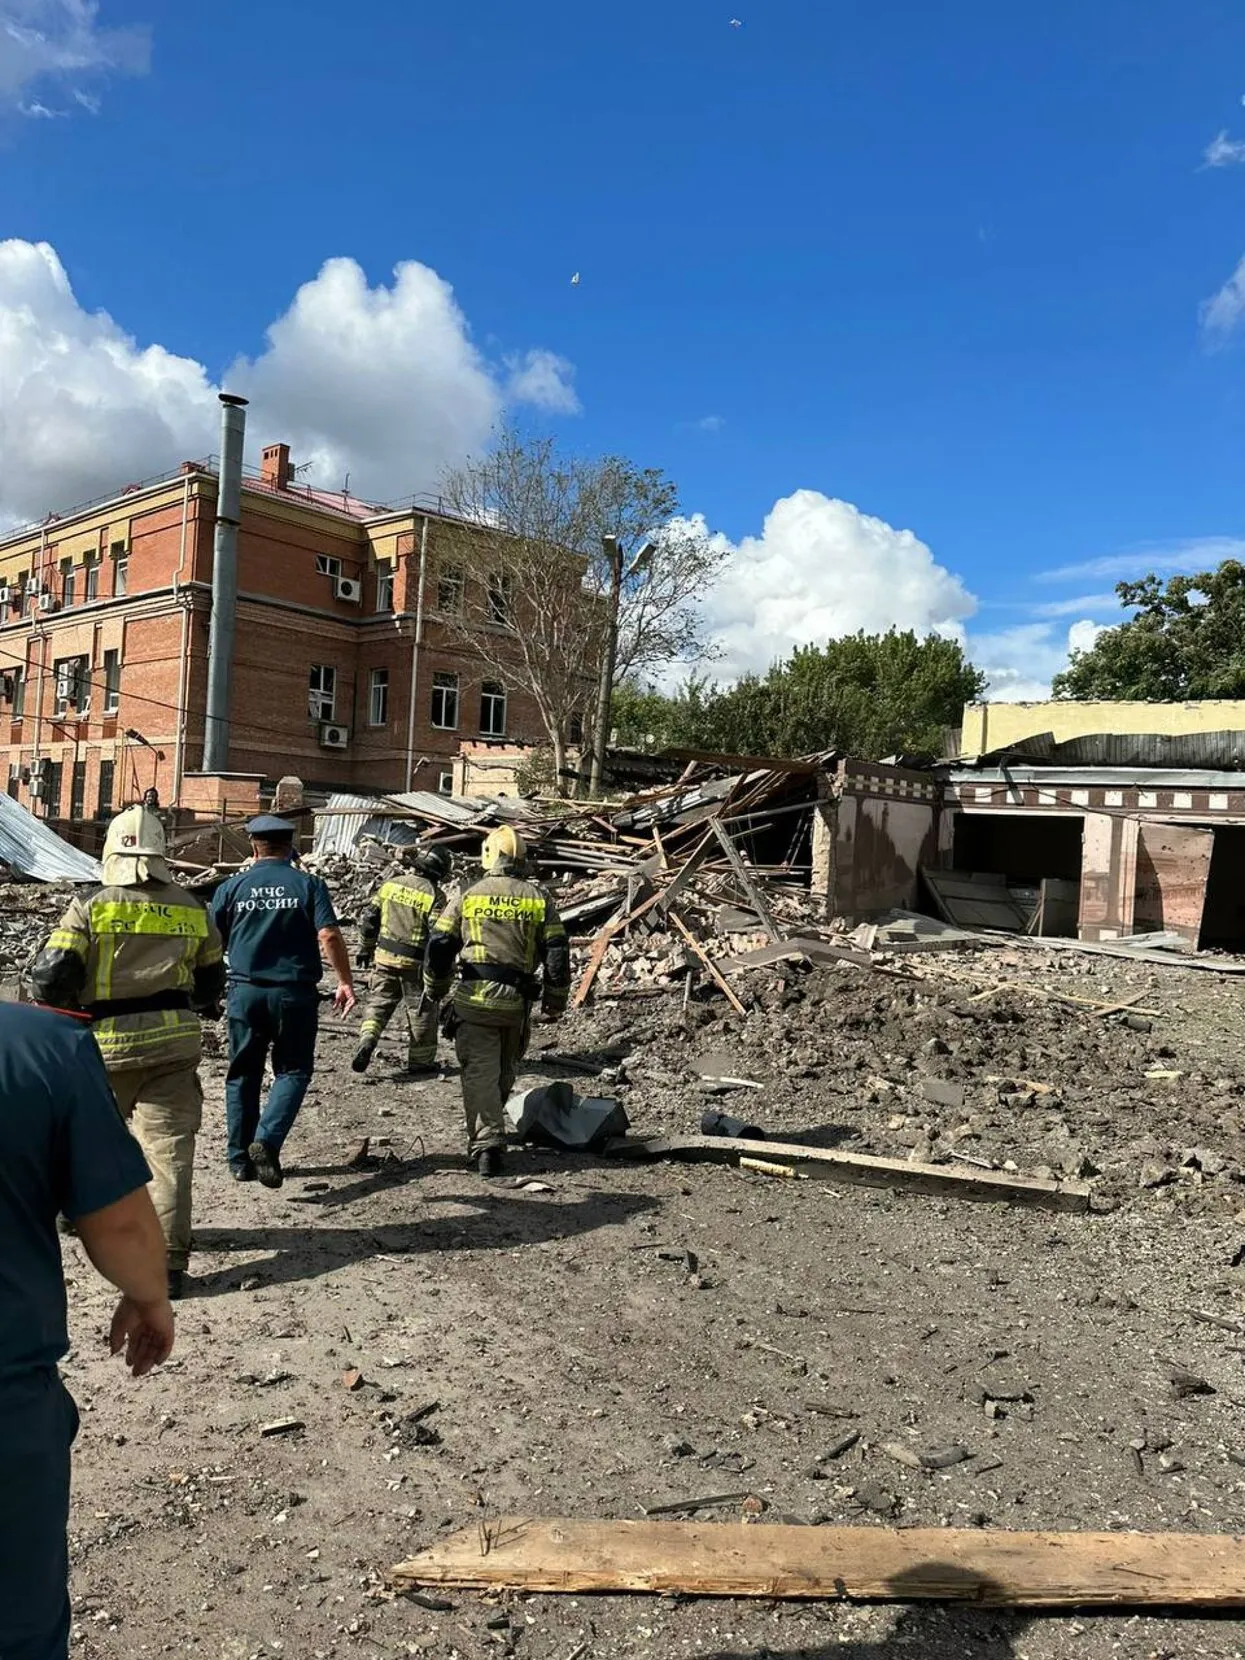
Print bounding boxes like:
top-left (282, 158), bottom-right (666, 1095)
top-left (0, 444), bottom-right (562, 834)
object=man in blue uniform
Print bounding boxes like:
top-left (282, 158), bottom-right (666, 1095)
top-left (0, 1001), bottom-right (175, 1660)
top-left (210, 815), bottom-right (356, 1188)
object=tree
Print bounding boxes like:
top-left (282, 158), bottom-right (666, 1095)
top-left (1053, 560), bottom-right (1245, 700)
top-left (437, 427), bottom-right (726, 794)
top-left (612, 630), bottom-right (986, 761)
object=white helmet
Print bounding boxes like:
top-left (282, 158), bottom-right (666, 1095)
top-left (102, 805), bottom-right (167, 862)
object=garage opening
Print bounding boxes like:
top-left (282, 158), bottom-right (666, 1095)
top-left (941, 813), bottom-right (1085, 937)
top-left (1198, 825), bottom-right (1245, 949)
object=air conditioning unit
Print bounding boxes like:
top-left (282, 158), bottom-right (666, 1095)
top-left (55, 673), bottom-right (75, 703)
top-left (25, 578), bottom-right (39, 596)
top-left (0, 587), bottom-right (11, 607)
top-left (31, 757), bottom-right (49, 783)
top-left (28, 778), bottom-right (43, 798)
top-left (40, 592), bottom-right (58, 612)
top-left (334, 576), bottom-right (363, 604)
top-left (319, 722), bottom-right (350, 750)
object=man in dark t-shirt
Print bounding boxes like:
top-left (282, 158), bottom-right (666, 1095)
top-left (211, 815), bottom-right (356, 1188)
top-left (0, 1002), bottom-right (175, 1660)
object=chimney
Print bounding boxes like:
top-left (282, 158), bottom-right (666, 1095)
top-left (260, 443), bottom-right (292, 490)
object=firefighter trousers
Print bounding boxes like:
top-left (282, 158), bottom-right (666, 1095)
top-left (360, 966), bottom-right (438, 1067)
top-left (455, 1013), bottom-right (529, 1156)
top-left (108, 1058), bottom-right (203, 1272)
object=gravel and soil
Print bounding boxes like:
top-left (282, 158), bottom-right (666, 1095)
top-left (43, 919), bottom-right (1245, 1660)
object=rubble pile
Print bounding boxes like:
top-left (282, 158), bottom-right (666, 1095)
top-left (0, 880), bottom-right (73, 981)
top-left (562, 942), bottom-right (1245, 1216)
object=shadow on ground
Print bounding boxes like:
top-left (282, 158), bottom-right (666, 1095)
top-left (191, 1187), bottom-right (660, 1295)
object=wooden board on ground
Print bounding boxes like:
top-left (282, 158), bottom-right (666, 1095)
top-left (391, 1519), bottom-right (1245, 1607)
top-left (601, 1133), bottom-right (1091, 1213)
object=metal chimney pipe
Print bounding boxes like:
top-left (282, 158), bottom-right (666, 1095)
top-left (203, 393), bottom-right (248, 774)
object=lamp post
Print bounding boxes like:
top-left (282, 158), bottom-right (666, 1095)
top-left (589, 535), bottom-right (655, 798)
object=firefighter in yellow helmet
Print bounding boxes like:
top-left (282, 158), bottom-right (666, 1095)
top-left (30, 806), bottom-right (225, 1299)
top-left (423, 825), bottom-right (570, 1176)
top-left (352, 844), bottom-right (453, 1076)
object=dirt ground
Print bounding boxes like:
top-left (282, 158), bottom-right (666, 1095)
top-left (60, 939), bottom-right (1245, 1660)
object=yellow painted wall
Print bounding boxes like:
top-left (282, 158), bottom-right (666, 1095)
top-left (960, 700), bottom-right (1245, 757)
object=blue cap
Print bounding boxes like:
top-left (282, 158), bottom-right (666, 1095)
top-left (245, 814), bottom-right (296, 836)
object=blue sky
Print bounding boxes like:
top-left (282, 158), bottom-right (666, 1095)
top-left (4, 0), bottom-right (1245, 694)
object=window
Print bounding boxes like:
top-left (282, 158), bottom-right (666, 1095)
top-left (368, 667), bottom-right (389, 727)
top-left (19, 572), bottom-right (32, 617)
top-left (315, 554), bottom-right (342, 578)
top-left (70, 759), bottom-right (87, 822)
top-left (9, 668), bottom-right (23, 720)
top-left (487, 573), bottom-right (513, 626)
top-left (53, 656), bottom-right (89, 716)
top-left (308, 664), bottom-right (336, 721)
top-left (480, 680), bottom-right (507, 737)
top-left (568, 712), bottom-right (584, 746)
top-left (6, 765), bottom-right (18, 801)
top-left (85, 560), bottom-right (99, 602)
top-left (113, 548), bottom-right (129, 596)
top-left (437, 564), bottom-right (464, 614)
top-left (103, 650), bottom-right (121, 714)
top-left (43, 761), bottom-right (62, 818)
top-left (61, 565), bottom-right (75, 609)
top-left (97, 759), bottom-right (114, 820)
top-left (430, 671), bottom-right (459, 730)
top-left (375, 562), bottom-right (394, 612)
top-left (437, 769), bottom-right (454, 795)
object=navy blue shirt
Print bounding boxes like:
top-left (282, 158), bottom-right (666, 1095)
top-left (0, 1004), bottom-right (151, 1381)
top-left (210, 858), bottom-right (339, 986)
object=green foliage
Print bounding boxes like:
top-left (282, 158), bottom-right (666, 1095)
top-left (612, 630), bottom-right (986, 760)
top-left (1053, 561), bottom-right (1245, 700)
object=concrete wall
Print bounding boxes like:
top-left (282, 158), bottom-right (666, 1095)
top-left (1077, 812), bottom-right (1138, 940)
top-left (815, 761), bottom-right (939, 919)
top-left (961, 700), bottom-right (1245, 757)
top-left (1133, 823), bottom-right (1214, 942)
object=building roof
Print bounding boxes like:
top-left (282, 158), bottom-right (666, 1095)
top-left (0, 795), bottom-right (102, 882)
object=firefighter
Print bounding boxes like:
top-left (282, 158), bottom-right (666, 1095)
top-left (29, 805), bottom-right (225, 1300)
top-left (352, 844), bottom-right (453, 1076)
top-left (423, 825), bottom-right (570, 1177)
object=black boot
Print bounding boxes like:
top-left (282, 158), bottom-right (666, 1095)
top-left (477, 1146), bottom-right (504, 1179)
top-left (248, 1140), bottom-right (284, 1189)
top-left (351, 1039), bottom-right (377, 1074)
top-left (167, 1269), bottom-right (186, 1301)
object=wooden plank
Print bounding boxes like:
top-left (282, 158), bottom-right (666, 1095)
top-left (709, 819), bottom-right (781, 943)
top-left (601, 1133), bottom-right (1090, 1213)
top-left (668, 911), bottom-right (748, 1016)
top-left (392, 1519), bottom-right (1245, 1607)
top-left (652, 829), bottom-right (716, 916)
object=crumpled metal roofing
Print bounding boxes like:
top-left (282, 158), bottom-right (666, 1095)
top-left (0, 794), bottom-right (102, 882)
top-left (972, 729), bottom-right (1245, 771)
top-left (312, 791), bottom-right (522, 858)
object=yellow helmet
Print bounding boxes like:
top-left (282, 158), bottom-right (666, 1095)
top-left (481, 825), bottom-right (527, 872)
top-left (102, 805), bottom-right (167, 861)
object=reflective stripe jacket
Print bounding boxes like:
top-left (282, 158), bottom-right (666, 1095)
top-left (359, 874), bottom-right (443, 972)
top-left (30, 880), bottom-right (225, 1071)
top-left (424, 874), bottom-right (570, 1022)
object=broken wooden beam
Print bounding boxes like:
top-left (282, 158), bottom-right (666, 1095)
top-left (391, 1519), bottom-right (1245, 1606)
top-left (601, 1133), bottom-right (1091, 1213)
top-left (668, 910), bottom-right (748, 1017)
top-left (708, 819), bottom-right (781, 943)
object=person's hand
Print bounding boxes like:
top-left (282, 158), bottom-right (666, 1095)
top-left (109, 1295), bottom-right (175, 1377)
top-left (334, 981), bottom-right (358, 1016)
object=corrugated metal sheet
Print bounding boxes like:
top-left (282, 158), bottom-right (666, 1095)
top-left (0, 795), bottom-right (102, 882)
top-left (947, 764), bottom-right (1245, 789)
top-left (312, 791), bottom-right (520, 858)
top-left (975, 730), bottom-right (1245, 770)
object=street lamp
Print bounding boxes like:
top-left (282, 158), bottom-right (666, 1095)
top-left (589, 535), bottom-right (655, 797)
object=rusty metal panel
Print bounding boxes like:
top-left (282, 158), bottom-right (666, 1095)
top-left (1134, 823), bottom-right (1213, 943)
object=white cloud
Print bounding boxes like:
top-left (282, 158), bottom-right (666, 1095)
top-left (1202, 254), bottom-right (1245, 335)
top-left (1204, 130), bottom-right (1245, 167)
top-left (0, 0), bottom-right (150, 116)
top-left (0, 240), bottom-right (578, 528)
top-left (965, 620), bottom-right (1106, 701)
top-left (1028, 591), bottom-right (1120, 618)
top-left (689, 489), bottom-right (977, 681)
top-left (503, 348), bottom-right (580, 414)
top-left (1037, 536), bottom-right (1245, 583)
top-left (695, 414), bottom-right (726, 433)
